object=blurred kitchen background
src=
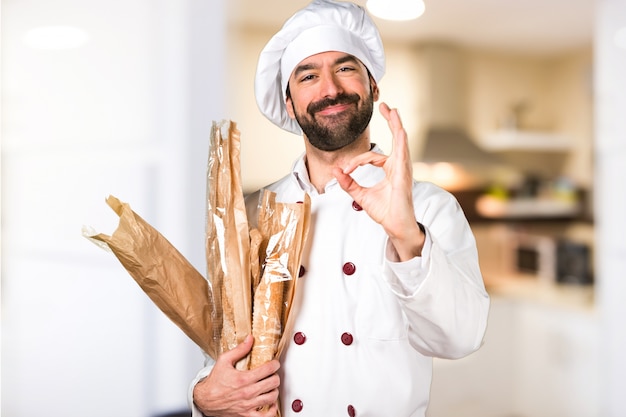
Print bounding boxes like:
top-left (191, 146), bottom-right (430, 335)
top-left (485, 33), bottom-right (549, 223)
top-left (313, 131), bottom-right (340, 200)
top-left (2, 0), bottom-right (625, 416)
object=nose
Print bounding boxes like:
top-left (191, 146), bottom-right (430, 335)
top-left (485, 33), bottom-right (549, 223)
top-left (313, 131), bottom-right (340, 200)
top-left (319, 71), bottom-right (342, 98)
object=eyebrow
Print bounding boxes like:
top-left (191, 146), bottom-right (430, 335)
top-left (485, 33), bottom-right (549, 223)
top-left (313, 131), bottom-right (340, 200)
top-left (292, 54), bottom-right (361, 79)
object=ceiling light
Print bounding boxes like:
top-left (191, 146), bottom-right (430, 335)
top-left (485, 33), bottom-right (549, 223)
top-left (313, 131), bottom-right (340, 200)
top-left (23, 26), bottom-right (90, 50)
top-left (366, 0), bottom-right (425, 21)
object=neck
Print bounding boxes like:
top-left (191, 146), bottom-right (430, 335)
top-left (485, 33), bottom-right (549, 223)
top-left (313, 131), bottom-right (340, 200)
top-left (303, 133), bottom-right (371, 194)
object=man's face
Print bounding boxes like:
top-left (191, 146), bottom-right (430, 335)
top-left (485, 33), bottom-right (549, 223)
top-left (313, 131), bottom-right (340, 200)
top-left (285, 51), bottom-right (379, 151)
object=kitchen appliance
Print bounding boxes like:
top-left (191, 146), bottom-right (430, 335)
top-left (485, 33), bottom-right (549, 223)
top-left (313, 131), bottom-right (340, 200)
top-left (510, 233), bottom-right (593, 285)
top-left (510, 233), bottom-right (557, 282)
top-left (556, 241), bottom-right (593, 285)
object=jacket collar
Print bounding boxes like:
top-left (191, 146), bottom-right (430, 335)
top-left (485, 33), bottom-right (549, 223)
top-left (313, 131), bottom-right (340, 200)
top-left (290, 144), bottom-right (385, 194)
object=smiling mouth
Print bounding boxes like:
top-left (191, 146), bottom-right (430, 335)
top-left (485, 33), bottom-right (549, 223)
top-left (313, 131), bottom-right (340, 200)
top-left (308, 93), bottom-right (360, 116)
top-left (315, 103), bottom-right (353, 116)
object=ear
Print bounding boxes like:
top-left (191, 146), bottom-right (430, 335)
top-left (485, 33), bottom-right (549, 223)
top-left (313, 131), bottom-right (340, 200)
top-left (285, 95), bottom-right (296, 119)
top-left (370, 76), bottom-right (380, 101)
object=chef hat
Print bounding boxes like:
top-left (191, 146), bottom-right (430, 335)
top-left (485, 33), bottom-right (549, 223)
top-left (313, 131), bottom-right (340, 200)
top-left (254, 0), bottom-right (386, 135)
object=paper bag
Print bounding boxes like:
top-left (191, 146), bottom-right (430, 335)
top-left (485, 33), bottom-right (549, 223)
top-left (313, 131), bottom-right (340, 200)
top-left (86, 195), bottom-right (220, 359)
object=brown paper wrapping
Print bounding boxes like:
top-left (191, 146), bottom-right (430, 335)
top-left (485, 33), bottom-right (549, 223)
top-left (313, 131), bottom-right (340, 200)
top-left (88, 195), bottom-right (219, 359)
top-left (85, 120), bottom-right (311, 414)
top-left (206, 121), bottom-right (252, 369)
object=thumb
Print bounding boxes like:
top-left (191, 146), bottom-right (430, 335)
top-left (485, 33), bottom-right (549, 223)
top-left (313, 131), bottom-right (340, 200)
top-left (220, 334), bottom-right (253, 367)
top-left (333, 166), bottom-right (355, 193)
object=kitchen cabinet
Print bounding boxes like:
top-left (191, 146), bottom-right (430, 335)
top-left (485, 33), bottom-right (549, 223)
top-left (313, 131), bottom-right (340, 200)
top-left (481, 129), bottom-right (573, 152)
top-left (452, 189), bottom-right (593, 224)
top-left (427, 282), bottom-right (599, 417)
top-left (513, 300), bottom-right (599, 417)
top-left (465, 47), bottom-right (593, 189)
top-left (427, 297), bottom-right (517, 417)
top-left (475, 194), bottom-right (582, 220)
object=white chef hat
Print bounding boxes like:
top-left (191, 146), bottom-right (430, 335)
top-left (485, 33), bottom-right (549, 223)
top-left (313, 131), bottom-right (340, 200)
top-left (254, 0), bottom-right (386, 135)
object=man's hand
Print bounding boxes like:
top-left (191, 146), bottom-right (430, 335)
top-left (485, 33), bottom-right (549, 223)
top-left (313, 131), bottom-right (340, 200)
top-left (333, 102), bottom-right (425, 261)
top-left (193, 335), bottom-right (281, 417)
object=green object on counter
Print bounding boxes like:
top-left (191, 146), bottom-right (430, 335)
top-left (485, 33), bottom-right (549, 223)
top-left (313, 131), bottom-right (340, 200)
top-left (485, 184), bottom-right (509, 200)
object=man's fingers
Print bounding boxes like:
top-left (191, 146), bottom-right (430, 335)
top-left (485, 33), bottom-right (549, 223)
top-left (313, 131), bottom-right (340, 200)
top-left (247, 372), bottom-right (280, 416)
top-left (194, 337), bottom-right (281, 416)
top-left (379, 102), bottom-right (411, 165)
top-left (379, 102), bottom-right (391, 119)
top-left (254, 401), bottom-right (280, 417)
top-left (248, 359), bottom-right (281, 387)
top-left (219, 336), bottom-right (281, 381)
top-left (220, 334), bottom-right (254, 367)
top-left (333, 166), bottom-right (359, 195)
top-left (379, 102), bottom-right (405, 137)
top-left (339, 152), bottom-right (388, 175)
top-left (379, 102), bottom-right (399, 124)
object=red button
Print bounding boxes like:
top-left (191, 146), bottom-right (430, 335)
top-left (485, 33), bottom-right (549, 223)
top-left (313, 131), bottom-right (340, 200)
top-left (352, 201), bottom-right (363, 211)
top-left (294, 331), bottom-right (306, 345)
top-left (343, 262), bottom-right (356, 275)
top-left (341, 332), bottom-right (353, 346)
top-left (292, 399), bottom-right (303, 412)
top-left (298, 265), bottom-right (306, 277)
top-left (347, 404), bottom-right (356, 417)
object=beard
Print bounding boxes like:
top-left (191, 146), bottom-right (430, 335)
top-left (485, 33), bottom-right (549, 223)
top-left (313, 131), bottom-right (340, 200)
top-left (293, 90), bottom-right (374, 152)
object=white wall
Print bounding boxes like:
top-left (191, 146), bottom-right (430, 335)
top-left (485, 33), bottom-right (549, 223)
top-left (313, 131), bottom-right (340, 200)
top-left (594, 0), bottom-right (626, 415)
top-left (1, 0), bottom-right (225, 415)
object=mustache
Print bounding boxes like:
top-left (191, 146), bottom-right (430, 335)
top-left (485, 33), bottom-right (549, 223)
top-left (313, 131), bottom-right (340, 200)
top-left (307, 93), bottom-right (360, 115)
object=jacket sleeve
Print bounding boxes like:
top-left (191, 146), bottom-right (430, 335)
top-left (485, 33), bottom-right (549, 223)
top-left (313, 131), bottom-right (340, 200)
top-left (188, 353), bottom-right (216, 417)
top-left (382, 181), bottom-right (490, 359)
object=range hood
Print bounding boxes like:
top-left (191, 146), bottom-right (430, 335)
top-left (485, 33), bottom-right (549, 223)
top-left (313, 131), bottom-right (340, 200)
top-left (420, 128), bottom-right (502, 166)
top-left (416, 44), bottom-right (500, 166)
top-left (417, 44), bottom-right (466, 132)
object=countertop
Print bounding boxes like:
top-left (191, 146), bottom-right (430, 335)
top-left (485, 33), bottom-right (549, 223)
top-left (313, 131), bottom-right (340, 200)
top-left (484, 273), bottom-right (595, 313)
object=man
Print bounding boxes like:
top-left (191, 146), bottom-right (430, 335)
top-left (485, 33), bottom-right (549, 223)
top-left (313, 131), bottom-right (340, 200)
top-left (190, 1), bottom-right (490, 416)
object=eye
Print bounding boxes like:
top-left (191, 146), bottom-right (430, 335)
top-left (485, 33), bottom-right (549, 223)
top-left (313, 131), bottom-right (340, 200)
top-left (338, 66), bottom-right (356, 73)
top-left (298, 73), bottom-right (316, 83)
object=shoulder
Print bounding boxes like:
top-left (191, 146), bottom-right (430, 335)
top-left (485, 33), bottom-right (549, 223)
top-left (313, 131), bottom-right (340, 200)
top-left (244, 174), bottom-right (292, 204)
top-left (412, 180), bottom-right (467, 222)
top-left (413, 180), bottom-right (458, 204)
top-left (244, 174), bottom-right (296, 228)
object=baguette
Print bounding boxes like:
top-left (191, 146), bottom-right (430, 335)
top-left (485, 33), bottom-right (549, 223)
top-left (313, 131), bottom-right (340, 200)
top-left (249, 273), bottom-right (284, 369)
top-left (249, 228), bottom-right (263, 294)
top-left (206, 121), bottom-right (252, 368)
top-left (249, 192), bottom-right (311, 369)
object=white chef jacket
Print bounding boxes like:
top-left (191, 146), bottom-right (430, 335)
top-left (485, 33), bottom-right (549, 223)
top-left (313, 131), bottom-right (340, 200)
top-left (189, 146), bottom-right (490, 417)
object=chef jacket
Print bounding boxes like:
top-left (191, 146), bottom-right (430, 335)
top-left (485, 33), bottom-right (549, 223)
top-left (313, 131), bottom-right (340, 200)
top-left (189, 145), bottom-right (490, 417)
